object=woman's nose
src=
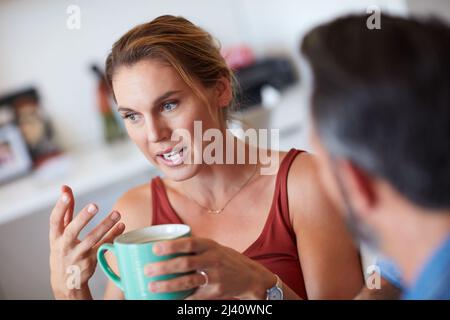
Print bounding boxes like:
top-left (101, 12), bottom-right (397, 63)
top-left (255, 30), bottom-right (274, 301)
top-left (145, 118), bottom-right (170, 143)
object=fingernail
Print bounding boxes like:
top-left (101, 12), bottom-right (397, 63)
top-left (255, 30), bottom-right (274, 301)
top-left (61, 193), bottom-right (69, 204)
top-left (148, 283), bottom-right (157, 292)
top-left (111, 211), bottom-right (120, 221)
top-left (153, 244), bottom-right (163, 255)
top-left (144, 266), bottom-right (153, 276)
top-left (87, 204), bottom-right (97, 214)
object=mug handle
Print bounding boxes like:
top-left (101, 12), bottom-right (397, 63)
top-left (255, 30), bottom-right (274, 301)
top-left (97, 243), bottom-right (123, 291)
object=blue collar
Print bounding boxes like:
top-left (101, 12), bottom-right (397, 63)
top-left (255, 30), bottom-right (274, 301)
top-left (403, 234), bottom-right (450, 300)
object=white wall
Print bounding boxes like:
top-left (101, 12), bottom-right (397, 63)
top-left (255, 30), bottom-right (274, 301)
top-left (0, 0), bottom-right (407, 151)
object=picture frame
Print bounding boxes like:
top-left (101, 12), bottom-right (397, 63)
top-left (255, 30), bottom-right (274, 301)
top-left (0, 88), bottom-right (61, 167)
top-left (0, 124), bottom-right (33, 184)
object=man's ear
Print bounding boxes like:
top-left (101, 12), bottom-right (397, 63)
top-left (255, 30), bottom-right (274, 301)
top-left (215, 77), bottom-right (233, 108)
top-left (339, 160), bottom-right (377, 216)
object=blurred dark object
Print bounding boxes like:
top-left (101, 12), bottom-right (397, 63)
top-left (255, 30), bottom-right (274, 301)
top-left (234, 57), bottom-right (298, 109)
top-left (0, 88), bottom-right (61, 168)
top-left (91, 64), bottom-right (126, 144)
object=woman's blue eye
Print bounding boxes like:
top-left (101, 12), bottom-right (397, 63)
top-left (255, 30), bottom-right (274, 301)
top-left (162, 101), bottom-right (178, 112)
top-left (123, 113), bottom-right (139, 121)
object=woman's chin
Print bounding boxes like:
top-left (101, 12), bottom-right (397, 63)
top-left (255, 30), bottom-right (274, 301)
top-left (158, 163), bottom-right (199, 182)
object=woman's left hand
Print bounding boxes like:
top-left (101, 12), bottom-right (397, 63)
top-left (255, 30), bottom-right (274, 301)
top-left (143, 237), bottom-right (276, 299)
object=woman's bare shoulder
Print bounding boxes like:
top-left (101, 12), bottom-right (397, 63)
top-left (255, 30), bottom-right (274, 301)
top-left (113, 182), bottom-right (153, 230)
top-left (286, 152), bottom-right (336, 225)
top-left (288, 151), bottom-right (318, 187)
top-left (287, 152), bottom-right (363, 298)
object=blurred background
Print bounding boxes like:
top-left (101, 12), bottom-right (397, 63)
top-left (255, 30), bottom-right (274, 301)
top-left (0, 0), bottom-right (449, 299)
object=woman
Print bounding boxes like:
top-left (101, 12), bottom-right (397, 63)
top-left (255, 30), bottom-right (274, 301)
top-left (49, 15), bottom-right (363, 300)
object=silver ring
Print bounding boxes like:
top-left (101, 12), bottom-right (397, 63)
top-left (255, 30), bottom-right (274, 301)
top-left (198, 270), bottom-right (209, 287)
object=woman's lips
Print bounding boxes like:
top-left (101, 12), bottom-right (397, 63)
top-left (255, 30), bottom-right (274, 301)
top-left (156, 147), bottom-right (186, 167)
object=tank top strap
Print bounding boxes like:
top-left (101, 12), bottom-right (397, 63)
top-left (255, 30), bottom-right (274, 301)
top-left (151, 176), bottom-right (183, 225)
top-left (275, 148), bottom-right (305, 231)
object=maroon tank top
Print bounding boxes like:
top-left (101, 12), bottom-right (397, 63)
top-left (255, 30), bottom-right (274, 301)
top-left (150, 149), bottom-right (308, 299)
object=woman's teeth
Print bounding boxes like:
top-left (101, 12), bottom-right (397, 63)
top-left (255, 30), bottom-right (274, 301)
top-left (162, 148), bottom-right (183, 162)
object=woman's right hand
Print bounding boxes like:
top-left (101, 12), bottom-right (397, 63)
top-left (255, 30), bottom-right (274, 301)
top-left (49, 185), bottom-right (125, 299)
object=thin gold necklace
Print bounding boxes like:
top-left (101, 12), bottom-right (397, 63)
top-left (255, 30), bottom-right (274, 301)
top-left (184, 165), bottom-right (259, 214)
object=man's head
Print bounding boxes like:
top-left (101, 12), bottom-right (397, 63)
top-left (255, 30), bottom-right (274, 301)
top-left (301, 14), bottom-right (450, 250)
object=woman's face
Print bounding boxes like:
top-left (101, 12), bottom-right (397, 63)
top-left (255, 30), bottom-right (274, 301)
top-left (112, 59), bottom-right (226, 181)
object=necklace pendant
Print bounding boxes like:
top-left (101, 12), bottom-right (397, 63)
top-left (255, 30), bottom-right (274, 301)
top-left (208, 209), bottom-right (223, 214)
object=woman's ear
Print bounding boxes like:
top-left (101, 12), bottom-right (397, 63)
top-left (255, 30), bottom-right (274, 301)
top-left (215, 77), bottom-right (233, 108)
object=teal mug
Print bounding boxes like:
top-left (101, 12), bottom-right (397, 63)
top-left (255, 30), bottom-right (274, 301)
top-left (97, 224), bottom-right (194, 300)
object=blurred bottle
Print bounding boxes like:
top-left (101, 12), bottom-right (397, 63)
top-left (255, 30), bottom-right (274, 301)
top-left (90, 65), bottom-right (125, 144)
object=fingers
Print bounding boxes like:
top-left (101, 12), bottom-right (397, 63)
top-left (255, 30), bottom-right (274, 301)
top-left (49, 187), bottom-right (73, 241)
top-left (148, 272), bottom-right (207, 294)
top-left (63, 203), bottom-right (99, 243)
top-left (153, 237), bottom-right (214, 256)
top-left (61, 185), bottom-right (75, 227)
top-left (184, 289), bottom-right (211, 300)
top-left (93, 220), bottom-right (126, 250)
top-left (184, 269), bottom-right (221, 300)
top-left (76, 211), bottom-right (123, 254)
top-left (144, 254), bottom-right (206, 277)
